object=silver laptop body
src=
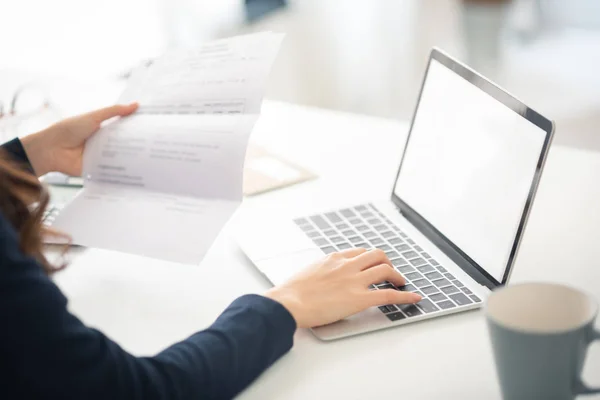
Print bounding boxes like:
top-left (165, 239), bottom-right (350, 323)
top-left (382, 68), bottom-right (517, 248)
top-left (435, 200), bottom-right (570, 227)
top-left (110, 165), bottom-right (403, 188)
top-left (237, 49), bottom-right (555, 340)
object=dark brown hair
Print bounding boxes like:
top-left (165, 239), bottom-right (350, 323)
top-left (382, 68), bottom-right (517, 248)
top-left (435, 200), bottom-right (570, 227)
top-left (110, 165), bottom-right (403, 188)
top-left (0, 152), bottom-right (67, 274)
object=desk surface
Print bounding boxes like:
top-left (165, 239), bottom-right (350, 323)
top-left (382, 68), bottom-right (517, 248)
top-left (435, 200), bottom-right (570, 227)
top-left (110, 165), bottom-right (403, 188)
top-left (51, 100), bottom-right (600, 399)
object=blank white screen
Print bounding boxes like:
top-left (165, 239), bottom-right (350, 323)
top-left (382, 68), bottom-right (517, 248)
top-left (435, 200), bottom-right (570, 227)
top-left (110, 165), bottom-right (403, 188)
top-left (394, 59), bottom-right (546, 282)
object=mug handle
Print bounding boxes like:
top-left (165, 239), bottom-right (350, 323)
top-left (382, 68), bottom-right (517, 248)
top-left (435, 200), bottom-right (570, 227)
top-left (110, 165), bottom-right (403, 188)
top-left (576, 329), bottom-right (600, 396)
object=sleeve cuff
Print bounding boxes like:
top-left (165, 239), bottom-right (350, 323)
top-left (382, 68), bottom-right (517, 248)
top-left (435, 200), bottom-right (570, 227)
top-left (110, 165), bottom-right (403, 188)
top-left (1, 138), bottom-right (34, 174)
top-left (231, 294), bottom-right (298, 334)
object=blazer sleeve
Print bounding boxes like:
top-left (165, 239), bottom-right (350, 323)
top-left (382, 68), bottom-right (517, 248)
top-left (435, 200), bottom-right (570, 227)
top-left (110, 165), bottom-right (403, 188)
top-left (1, 137), bottom-right (34, 173)
top-left (0, 212), bottom-right (296, 400)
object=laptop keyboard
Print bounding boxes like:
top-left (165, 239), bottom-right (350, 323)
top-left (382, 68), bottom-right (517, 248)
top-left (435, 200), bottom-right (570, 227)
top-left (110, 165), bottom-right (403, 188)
top-left (43, 205), bottom-right (61, 226)
top-left (293, 203), bottom-right (482, 322)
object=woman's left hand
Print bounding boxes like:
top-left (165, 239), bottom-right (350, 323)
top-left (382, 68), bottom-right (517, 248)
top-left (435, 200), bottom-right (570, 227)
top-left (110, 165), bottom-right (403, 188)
top-left (21, 103), bottom-right (138, 176)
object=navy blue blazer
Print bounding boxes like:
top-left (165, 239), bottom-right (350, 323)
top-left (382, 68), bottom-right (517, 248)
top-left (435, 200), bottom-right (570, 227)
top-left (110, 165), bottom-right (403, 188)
top-left (0, 138), bottom-right (296, 399)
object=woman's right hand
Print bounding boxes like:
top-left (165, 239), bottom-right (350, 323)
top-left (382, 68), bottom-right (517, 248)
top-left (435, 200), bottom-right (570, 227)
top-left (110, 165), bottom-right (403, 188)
top-left (264, 248), bottom-right (422, 329)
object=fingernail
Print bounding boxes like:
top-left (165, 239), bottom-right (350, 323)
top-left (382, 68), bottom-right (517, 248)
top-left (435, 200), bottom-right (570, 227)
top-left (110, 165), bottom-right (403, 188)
top-left (412, 294), bottom-right (422, 302)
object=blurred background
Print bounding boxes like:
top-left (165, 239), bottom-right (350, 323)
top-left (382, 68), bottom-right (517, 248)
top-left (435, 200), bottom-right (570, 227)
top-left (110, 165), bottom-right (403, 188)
top-left (1, 0), bottom-right (599, 150)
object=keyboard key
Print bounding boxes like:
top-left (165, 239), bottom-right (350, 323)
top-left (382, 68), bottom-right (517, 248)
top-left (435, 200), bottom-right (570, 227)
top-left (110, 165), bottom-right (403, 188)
top-left (414, 246), bottom-right (423, 252)
top-left (417, 265), bottom-right (435, 274)
top-left (437, 300), bottom-right (456, 310)
top-left (375, 244), bottom-right (392, 252)
top-left (369, 238), bottom-right (384, 245)
top-left (377, 283), bottom-right (395, 290)
top-left (425, 271), bottom-right (443, 280)
top-left (429, 293), bottom-right (447, 302)
top-left (395, 244), bottom-right (411, 252)
top-left (441, 286), bottom-right (460, 295)
top-left (399, 284), bottom-right (417, 292)
top-left (388, 237), bottom-right (404, 245)
top-left (340, 209), bottom-right (355, 218)
top-left (397, 265), bottom-right (415, 273)
top-left (335, 223), bottom-right (349, 230)
top-left (313, 238), bottom-right (329, 246)
top-left (356, 225), bottom-right (369, 231)
top-left (349, 218), bottom-right (362, 225)
top-left (416, 298), bottom-right (439, 313)
top-left (355, 242), bottom-right (368, 248)
top-left (450, 293), bottom-right (473, 306)
top-left (378, 305), bottom-right (390, 313)
top-left (330, 236), bottom-right (345, 244)
top-left (421, 285), bottom-right (438, 295)
top-left (386, 312), bottom-right (406, 321)
top-left (345, 237), bottom-right (360, 244)
top-left (393, 226), bottom-right (401, 232)
top-left (399, 232), bottom-right (408, 238)
top-left (323, 229), bottom-right (337, 237)
top-left (409, 258), bottom-right (427, 267)
top-left (337, 243), bottom-right (352, 250)
top-left (404, 272), bottom-right (422, 281)
top-left (407, 239), bottom-right (415, 245)
top-left (386, 305), bottom-right (398, 313)
top-left (432, 278), bottom-right (452, 288)
top-left (363, 231), bottom-right (376, 238)
top-left (385, 251), bottom-right (399, 259)
top-left (462, 287), bottom-right (473, 295)
top-left (310, 215), bottom-right (330, 230)
top-left (413, 291), bottom-right (424, 298)
top-left (325, 212), bottom-right (342, 223)
top-left (321, 246), bottom-right (337, 254)
top-left (470, 295), bottom-right (482, 303)
top-left (412, 279), bottom-right (430, 288)
top-left (444, 273), bottom-right (455, 280)
top-left (455, 280), bottom-right (465, 288)
top-left (299, 224), bottom-right (314, 232)
top-left (306, 231), bottom-right (321, 238)
top-left (373, 224), bottom-right (387, 232)
top-left (342, 229), bottom-right (357, 237)
top-left (367, 218), bottom-right (382, 225)
top-left (422, 252), bottom-right (431, 259)
top-left (400, 305), bottom-right (423, 317)
top-left (355, 205), bottom-right (368, 211)
top-left (360, 212), bottom-right (373, 218)
top-left (381, 231), bottom-right (395, 238)
top-left (430, 259), bottom-right (440, 266)
top-left (402, 251), bottom-right (418, 259)
top-left (437, 266), bottom-right (447, 273)
top-left (294, 218), bottom-right (309, 225)
top-left (392, 258), bottom-right (409, 267)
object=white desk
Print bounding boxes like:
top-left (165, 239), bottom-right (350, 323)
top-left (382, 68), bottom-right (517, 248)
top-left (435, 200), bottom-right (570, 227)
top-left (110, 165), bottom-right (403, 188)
top-left (51, 100), bottom-right (600, 399)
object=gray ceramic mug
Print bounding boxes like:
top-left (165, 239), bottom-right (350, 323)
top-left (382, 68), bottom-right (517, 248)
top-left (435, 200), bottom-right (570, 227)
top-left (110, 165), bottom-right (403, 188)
top-left (486, 282), bottom-right (600, 400)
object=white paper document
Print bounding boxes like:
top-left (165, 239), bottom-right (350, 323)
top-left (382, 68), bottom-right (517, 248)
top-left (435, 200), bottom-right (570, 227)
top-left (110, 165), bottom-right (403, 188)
top-left (52, 33), bottom-right (283, 264)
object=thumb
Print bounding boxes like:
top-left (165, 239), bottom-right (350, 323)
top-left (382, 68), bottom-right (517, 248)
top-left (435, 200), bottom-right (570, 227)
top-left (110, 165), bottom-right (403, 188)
top-left (90, 103), bottom-right (139, 124)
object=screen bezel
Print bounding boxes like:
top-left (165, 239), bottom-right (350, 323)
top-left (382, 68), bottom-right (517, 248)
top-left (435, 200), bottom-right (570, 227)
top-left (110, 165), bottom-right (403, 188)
top-left (391, 48), bottom-right (554, 289)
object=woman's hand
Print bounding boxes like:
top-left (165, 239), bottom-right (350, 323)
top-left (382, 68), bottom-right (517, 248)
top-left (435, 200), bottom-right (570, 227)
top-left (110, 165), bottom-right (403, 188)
top-left (264, 248), bottom-right (422, 329)
top-left (21, 103), bottom-right (138, 176)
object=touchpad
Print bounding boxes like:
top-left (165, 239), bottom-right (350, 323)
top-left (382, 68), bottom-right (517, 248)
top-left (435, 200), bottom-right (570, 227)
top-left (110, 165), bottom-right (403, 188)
top-left (258, 248), bottom-right (324, 286)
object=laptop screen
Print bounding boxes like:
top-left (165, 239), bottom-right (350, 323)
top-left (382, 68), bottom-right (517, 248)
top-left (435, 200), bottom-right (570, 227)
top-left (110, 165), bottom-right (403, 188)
top-left (393, 57), bottom-right (548, 283)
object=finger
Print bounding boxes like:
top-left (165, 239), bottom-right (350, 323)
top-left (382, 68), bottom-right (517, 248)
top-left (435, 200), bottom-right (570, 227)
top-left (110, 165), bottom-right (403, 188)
top-left (368, 289), bottom-right (421, 307)
top-left (350, 249), bottom-right (391, 271)
top-left (361, 263), bottom-right (406, 287)
top-left (338, 247), bottom-right (368, 258)
top-left (90, 103), bottom-right (139, 123)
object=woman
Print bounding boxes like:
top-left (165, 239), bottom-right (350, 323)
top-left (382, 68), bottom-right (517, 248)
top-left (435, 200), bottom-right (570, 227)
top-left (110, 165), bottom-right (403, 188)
top-left (0, 104), bottom-right (420, 399)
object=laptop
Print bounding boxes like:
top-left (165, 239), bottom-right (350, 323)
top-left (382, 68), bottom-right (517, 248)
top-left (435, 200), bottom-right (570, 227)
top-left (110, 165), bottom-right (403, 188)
top-left (242, 48), bottom-right (554, 340)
